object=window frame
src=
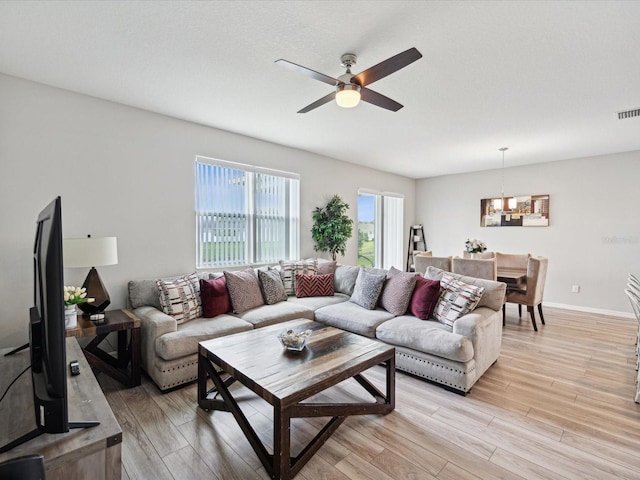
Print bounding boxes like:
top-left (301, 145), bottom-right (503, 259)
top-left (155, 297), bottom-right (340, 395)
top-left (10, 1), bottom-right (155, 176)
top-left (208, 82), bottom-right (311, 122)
top-left (195, 156), bottom-right (300, 268)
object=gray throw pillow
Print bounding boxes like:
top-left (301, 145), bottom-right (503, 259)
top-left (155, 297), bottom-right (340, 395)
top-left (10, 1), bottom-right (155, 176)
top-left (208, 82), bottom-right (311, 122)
top-left (334, 265), bottom-right (360, 295)
top-left (349, 268), bottom-right (387, 310)
top-left (258, 268), bottom-right (288, 305)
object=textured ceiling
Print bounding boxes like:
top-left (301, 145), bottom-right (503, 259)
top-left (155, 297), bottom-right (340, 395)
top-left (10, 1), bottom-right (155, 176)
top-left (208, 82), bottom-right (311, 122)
top-left (1, 1), bottom-right (639, 178)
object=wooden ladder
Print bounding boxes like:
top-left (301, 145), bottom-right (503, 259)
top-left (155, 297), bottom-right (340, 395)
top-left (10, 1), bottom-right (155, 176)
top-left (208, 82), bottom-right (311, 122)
top-left (406, 224), bottom-right (426, 272)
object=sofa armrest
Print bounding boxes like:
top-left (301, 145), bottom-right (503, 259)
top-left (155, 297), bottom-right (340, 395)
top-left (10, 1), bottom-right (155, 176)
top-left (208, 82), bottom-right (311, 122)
top-left (453, 306), bottom-right (502, 377)
top-left (133, 306), bottom-right (177, 372)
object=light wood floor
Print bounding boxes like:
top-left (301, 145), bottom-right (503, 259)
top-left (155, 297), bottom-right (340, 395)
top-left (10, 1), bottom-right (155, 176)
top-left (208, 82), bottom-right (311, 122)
top-left (100, 306), bottom-right (640, 480)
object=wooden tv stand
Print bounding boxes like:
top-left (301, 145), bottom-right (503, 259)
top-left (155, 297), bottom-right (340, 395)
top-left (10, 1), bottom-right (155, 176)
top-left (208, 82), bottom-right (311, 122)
top-left (0, 337), bottom-right (122, 479)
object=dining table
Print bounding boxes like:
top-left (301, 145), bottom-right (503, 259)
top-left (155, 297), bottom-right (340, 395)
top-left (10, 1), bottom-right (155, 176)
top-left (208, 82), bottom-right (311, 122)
top-left (497, 268), bottom-right (527, 291)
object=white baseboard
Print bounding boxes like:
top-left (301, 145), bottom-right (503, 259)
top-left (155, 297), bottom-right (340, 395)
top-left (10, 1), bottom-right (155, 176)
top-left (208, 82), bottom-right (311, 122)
top-left (543, 302), bottom-right (634, 319)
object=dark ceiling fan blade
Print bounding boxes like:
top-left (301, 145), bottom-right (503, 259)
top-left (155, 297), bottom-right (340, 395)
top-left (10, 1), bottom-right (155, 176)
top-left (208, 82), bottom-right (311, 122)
top-left (352, 47), bottom-right (422, 87)
top-left (297, 91), bottom-right (337, 113)
top-left (360, 87), bottom-right (403, 112)
top-left (275, 59), bottom-right (339, 87)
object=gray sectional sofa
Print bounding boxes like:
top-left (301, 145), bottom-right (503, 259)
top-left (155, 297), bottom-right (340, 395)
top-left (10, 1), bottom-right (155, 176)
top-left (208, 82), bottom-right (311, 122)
top-left (128, 265), bottom-right (505, 394)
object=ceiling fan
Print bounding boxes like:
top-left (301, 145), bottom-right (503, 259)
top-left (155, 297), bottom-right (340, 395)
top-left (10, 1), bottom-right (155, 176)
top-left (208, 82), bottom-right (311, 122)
top-left (275, 47), bottom-right (422, 113)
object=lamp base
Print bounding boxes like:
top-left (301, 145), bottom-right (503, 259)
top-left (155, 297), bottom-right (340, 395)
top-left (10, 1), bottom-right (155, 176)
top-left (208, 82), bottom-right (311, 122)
top-left (77, 267), bottom-right (111, 316)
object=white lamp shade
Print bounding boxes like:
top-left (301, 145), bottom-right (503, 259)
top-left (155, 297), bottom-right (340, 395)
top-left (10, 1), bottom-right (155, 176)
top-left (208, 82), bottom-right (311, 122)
top-left (63, 237), bottom-right (118, 268)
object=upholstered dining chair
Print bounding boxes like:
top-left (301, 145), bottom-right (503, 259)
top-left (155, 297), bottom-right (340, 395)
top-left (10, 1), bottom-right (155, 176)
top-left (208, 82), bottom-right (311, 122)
top-left (625, 288), bottom-right (640, 366)
top-left (504, 256), bottom-right (548, 331)
top-left (414, 255), bottom-right (452, 274)
top-left (452, 257), bottom-right (497, 280)
top-left (626, 288), bottom-right (640, 403)
top-left (462, 251), bottom-right (496, 259)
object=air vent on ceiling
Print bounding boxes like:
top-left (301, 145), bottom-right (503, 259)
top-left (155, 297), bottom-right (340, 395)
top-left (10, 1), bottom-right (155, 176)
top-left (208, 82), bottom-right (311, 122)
top-left (617, 108), bottom-right (640, 120)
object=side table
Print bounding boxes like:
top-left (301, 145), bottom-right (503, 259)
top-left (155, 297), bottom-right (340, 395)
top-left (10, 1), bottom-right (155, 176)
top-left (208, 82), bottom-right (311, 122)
top-left (66, 308), bottom-right (141, 388)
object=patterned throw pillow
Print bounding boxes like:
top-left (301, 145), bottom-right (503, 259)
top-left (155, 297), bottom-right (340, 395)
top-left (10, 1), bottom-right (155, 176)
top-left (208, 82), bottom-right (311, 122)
top-left (157, 272), bottom-right (202, 324)
top-left (295, 273), bottom-right (335, 298)
top-left (224, 268), bottom-right (265, 314)
top-left (279, 259), bottom-right (318, 295)
top-left (433, 273), bottom-right (484, 327)
top-left (258, 268), bottom-right (288, 305)
top-left (349, 268), bottom-right (386, 310)
top-left (379, 267), bottom-right (417, 316)
top-left (410, 276), bottom-right (441, 320)
top-left (200, 276), bottom-right (232, 318)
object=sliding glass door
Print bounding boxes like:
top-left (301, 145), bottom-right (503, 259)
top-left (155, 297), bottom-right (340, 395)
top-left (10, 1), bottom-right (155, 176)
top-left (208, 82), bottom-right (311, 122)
top-left (357, 190), bottom-right (404, 270)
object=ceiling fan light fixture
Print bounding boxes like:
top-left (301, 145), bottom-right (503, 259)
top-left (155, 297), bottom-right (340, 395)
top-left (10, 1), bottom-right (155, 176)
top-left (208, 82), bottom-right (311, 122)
top-left (335, 84), bottom-right (361, 108)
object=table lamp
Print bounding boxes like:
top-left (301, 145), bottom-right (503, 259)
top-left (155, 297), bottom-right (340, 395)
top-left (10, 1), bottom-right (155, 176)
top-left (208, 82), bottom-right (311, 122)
top-left (63, 235), bottom-right (118, 315)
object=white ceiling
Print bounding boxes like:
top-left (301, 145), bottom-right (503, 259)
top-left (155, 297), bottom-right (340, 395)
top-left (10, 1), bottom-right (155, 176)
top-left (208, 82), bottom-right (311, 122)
top-left (1, 1), bottom-right (639, 179)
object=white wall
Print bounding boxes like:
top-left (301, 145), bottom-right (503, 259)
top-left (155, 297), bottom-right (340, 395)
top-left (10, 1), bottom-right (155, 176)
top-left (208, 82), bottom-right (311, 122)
top-left (415, 151), bottom-right (640, 315)
top-left (0, 74), bottom-right (415, 348)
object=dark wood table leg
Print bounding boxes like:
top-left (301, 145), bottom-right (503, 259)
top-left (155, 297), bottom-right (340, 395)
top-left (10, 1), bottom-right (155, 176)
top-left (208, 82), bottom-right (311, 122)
top-left (386, 355), bottom-right (395, 409)
top-left (273, 407), bottom-right (292, 480)
top-left (129, 327), bottom-right (141, 386)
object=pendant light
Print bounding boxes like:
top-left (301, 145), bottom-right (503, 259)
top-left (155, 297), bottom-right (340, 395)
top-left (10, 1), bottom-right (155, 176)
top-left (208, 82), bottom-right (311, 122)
top-left (498, 147), bottom-right (509, 212)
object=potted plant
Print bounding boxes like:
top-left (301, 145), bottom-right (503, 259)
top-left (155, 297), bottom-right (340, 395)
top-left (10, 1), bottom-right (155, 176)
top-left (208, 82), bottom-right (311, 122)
top-left (464, 238), bottom-right (487, 258)
top-left (64, 286), bottom-right (93, 329)
top-left (311, 195), bottom-right (354, 261)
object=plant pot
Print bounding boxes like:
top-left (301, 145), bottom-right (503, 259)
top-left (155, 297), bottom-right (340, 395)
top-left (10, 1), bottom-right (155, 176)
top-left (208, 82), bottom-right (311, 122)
top-left (65, 304), bottom-right (78, 329)
top-left (469, 253), bottom-right (477, 259)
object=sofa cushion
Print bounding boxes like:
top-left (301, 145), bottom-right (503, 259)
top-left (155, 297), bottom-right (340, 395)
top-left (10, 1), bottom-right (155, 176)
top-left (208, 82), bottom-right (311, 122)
top-left (350, 268), bottom-right (386, 310)
top-left (258, 268), bottom-right (288, 305)
top-left (410, 276), bottom-right (440, 320)
top-left (279, 259), bottom-right (318, 295)
top-left (200, 277), bottom-right (232, 318)
top-left (434, 273), bottom-right (484, 328)
top-left (129, 279), bottom-right (162, 310)
top-left (379, 267), bottom-right (416, 316)
top-left (333, 265), bottom-right (360, 295)
top-left (296, 273), bottom-right (334, 297)
top-left (233, 301), bottom-right (314, 328)
top-left (157, 272), bottom-right (202, 324)
top-left (155, 314), bottom-right (252, 361)
top-left (375, 316), bottom-right (474, 363)
top-left (286, 292), bottom-right (350, 311)
top-left (315, 301), bottom-right (395, 338)
top-left (130, 272), bottom-right (212, 310)
top-left (224, 268), bottom-right (265, 314)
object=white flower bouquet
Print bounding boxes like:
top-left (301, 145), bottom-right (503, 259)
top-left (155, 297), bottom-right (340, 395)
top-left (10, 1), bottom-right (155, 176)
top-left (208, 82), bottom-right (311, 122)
top-left (64, 286), bottom-right (94, 306)
top-left (465, 238), bottom-right (487, 254)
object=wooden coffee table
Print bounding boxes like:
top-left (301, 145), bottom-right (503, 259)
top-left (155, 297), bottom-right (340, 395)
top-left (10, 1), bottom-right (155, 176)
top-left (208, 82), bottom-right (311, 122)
top-left (198, 318), bottom-right (395, 480)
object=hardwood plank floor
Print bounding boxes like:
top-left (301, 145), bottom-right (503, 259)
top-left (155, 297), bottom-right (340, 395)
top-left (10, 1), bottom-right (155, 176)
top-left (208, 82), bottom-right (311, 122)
top-left (99, 306), bottom-right (640, 479)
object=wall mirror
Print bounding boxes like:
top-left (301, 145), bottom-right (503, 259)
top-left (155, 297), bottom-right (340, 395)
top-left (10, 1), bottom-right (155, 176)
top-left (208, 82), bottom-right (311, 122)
top-left (480, 194), bottom-right (549, 227)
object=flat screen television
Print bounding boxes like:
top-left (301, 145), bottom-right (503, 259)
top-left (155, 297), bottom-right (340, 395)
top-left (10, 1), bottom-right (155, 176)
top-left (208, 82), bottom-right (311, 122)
top-left (0, 197), bottom-right (97, 453)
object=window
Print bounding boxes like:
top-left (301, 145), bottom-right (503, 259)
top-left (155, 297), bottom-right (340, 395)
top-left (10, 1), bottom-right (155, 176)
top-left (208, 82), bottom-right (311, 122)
top-left (357, 190), bottom-right (404, 270)
top-left (195, 157), bottom-right (300, 268)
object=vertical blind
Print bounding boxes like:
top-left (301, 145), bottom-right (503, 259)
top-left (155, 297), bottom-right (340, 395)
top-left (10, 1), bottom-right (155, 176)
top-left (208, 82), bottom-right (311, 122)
top-left (195, 158), bottom-right (300, 268)
top-left (382, 195), bottom-right (404, 270)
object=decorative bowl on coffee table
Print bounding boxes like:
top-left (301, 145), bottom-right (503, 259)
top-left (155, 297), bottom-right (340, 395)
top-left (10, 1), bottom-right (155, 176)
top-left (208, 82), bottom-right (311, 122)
top-left (278, 328), bottom-right (312, 351)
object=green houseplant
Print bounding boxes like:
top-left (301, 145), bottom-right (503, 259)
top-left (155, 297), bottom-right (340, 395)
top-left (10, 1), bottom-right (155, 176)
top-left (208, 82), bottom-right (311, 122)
top-left (311, 195), bottom-right (354, 261)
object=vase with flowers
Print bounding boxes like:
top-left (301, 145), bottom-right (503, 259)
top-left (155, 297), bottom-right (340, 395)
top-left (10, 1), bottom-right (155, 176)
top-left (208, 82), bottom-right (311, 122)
top-left (465, 238), bottom-right (487, 258)
top-left (64, 286), bottom-right (93, 329)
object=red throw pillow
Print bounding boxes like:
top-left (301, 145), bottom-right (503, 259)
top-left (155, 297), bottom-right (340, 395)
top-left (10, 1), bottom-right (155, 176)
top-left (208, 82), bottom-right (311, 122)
top-left (200, 277), bottom-right (232, 318)
top-left (410, 277), bottom-right (440, 320)
top-left (295, 273), bottom-right (334, 298)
